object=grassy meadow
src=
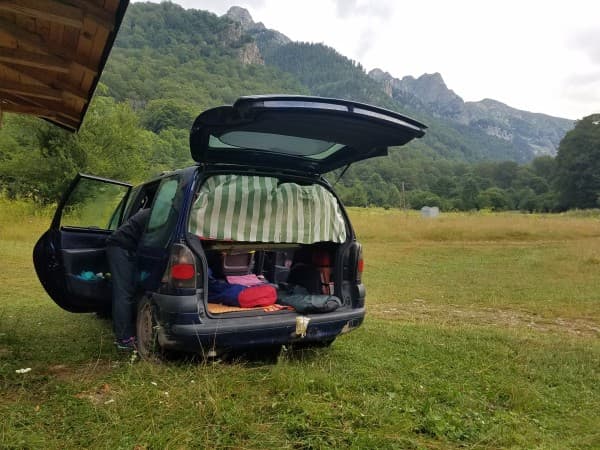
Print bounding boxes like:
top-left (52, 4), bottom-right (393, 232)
top-left (1, 200), bottom-right (599, 449)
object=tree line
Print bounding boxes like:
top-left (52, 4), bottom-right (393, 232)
top-left (1, 88), bottom-right (597, 212)
top-left (332, 114), bottom-right (600, 211)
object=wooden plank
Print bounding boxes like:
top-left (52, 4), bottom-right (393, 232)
top-left (57, 23), bottom-right (85, 104)
top-left (88, 21), bottom-right (109, 65)
top-left (2, 98), bottom-right (79, 129)
top-left (0, 79), bottom-right (63, 100)
top-left (77, 15), bottom-right (100, 95)
top-left (1, 91), bottom-right (81, 123)
top-left (0, 11), bottom-right (18, 48)
top-left (77, 15), bottom-right (96, 66)
top-left (78, 20), bottom-right (97, 93)
top-left (0, 62), bottom-right (89, 101)
top-left (46, 115), bottom-right (79, 130)
top-left (0, 0), bottom-right (115, 31)
top-left (0, 16), bottom-right (98, 75)
top-left (0, 0), bottom-right (83, 29)
top-left (61, 0), bottom-right (114, 31)
top-left (1, 102), bottom-right (57, 118)
top-left (103, 0), bottom-right (120, 13)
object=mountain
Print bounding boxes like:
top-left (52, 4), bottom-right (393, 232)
top-left (102, 2), bottom-right (306, 111)
top-left (222, 6), bottom-right (573, 161)
top-left (368, 69), bottom-right (573, 157)
top-left (100, 3), bottom-right (573, 163)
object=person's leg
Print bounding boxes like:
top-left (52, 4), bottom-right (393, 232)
top-left (106, 246), bottom-right (137, 342)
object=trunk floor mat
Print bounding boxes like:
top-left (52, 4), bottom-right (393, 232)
top-left (207, 303), bottom-right (293, 314)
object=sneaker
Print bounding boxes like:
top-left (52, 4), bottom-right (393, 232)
top-left (114, 336), bottom-right (137, 351)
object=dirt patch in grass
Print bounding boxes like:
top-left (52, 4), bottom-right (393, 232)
top-left (44, 359), bottom-right (117, 382)
top-left (0, 346), bottom-right (11, 357)
top-left (75, 383), bottom-right (115, 405)
top-left (372, 300), bottom-right (600, 337)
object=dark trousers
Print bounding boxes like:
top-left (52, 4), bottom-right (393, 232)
top-left (106, 245), bottom-right (137, 340)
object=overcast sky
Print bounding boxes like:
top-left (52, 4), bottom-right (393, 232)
top-left (135, 0), bottom-right (600, 120)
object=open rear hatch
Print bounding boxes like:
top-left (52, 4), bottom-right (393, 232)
top-left (189, 95), bottom-right (427, 174)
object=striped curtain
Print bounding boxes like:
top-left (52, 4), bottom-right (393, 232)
top-left (189, 175), bottom-right (347, 244)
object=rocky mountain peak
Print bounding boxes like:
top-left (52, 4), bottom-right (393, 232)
top-left (368, 68), bottom-right (394, 97)
top-left (225, 6), bottom-right (265, 31)
top-left (224, 5), bottom-right (290, 54)
top-left (419, 72), bottom-right (445, 84)
top-left (398, 72), bottom-right (461, 106)
top-left (368, 68), bottom-right (392, 82)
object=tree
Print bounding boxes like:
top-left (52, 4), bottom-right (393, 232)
top-left (407, 190), bottom-right (443, 209)
top-left (477, 187), bottom-right (511, 211)
top-left (431, 175), bottom-right (457, 197)
top-left (0, 95), bottom-right (151, 203)
top-left (342, 181), bottom-right (368, 207)
top-left (555, 114), bottom-right (600, 209)
top-left (531, 155), bottom-right (556, 182)
top-left (459, 176), bottom-right (480, 210)
top-left (365, 173), bottom-right (389, 206)
top-left (513, 187), bottom-right (538, 212)
top-left (140, 99), bottom-right (196, 133)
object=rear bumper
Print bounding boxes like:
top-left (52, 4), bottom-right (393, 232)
top-left (152, 292), bottom-right (364, 352)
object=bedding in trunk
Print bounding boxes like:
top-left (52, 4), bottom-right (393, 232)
top-left (189, 175), bottom-right (347, 244)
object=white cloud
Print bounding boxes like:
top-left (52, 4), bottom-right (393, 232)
top-left (333, 0), bottom-right (393, 20)
top-left (569, 27), bottom-right (600, 64)
top-left (157, 0), bottom-right (265, 14)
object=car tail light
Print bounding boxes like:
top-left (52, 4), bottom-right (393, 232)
top-left (165, 243), bottom-right (196, 289)
top-left (356, 247), bottom-right (363, 283)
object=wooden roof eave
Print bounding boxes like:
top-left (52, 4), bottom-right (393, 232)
top-left (0, 0), bottom-right (130, 132)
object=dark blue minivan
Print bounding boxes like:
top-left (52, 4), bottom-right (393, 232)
top-left (33, 95), bottom-right (426, 360)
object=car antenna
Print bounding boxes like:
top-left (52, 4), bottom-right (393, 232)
top-left (333, 163), bottom-right (352, 187)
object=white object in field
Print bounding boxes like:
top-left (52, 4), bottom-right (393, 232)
top-left (296, 316), bottom-right (311, 338)
top-left (15, 368), bottom-right (32, 374)
top-left (421, 206), bottom-right (440, 218)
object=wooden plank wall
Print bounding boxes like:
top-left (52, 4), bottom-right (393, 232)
top-left (0, 0), bottom-right (125, 131)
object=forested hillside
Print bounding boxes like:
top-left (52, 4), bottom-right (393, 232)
top-left (0, 2), bottom-right (591, 211)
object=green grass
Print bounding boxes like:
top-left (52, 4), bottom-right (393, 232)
top-left (1, 201), bottom-right (599, 449)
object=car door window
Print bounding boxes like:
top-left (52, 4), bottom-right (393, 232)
top-left (60, 177), bottom-right (131, 230)
top-left (142, 177), bottom-right (180, 247)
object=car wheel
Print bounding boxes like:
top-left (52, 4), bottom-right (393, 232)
top-left (136, 296), bottom-right (164, 362)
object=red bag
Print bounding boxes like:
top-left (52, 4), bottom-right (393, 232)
top-left (312, 250), bottom-right (334, 295)
top-left (238, 284), bottom-right (277, 308)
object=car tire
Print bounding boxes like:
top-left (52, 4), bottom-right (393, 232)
top-left (136, 296), bottom-right (165, 362)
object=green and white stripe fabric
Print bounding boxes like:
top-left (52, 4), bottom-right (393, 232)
top-left (189, 175), bottom-right (347, 244)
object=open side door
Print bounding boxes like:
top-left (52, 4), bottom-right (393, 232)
top-left (33, 174), bottom-right (132, 313)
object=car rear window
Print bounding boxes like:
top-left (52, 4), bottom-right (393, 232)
top-left (209, 134), bottom-right (345, 160)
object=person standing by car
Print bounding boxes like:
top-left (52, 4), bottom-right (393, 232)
top-left (106, 207), bottom-right (151, 351)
